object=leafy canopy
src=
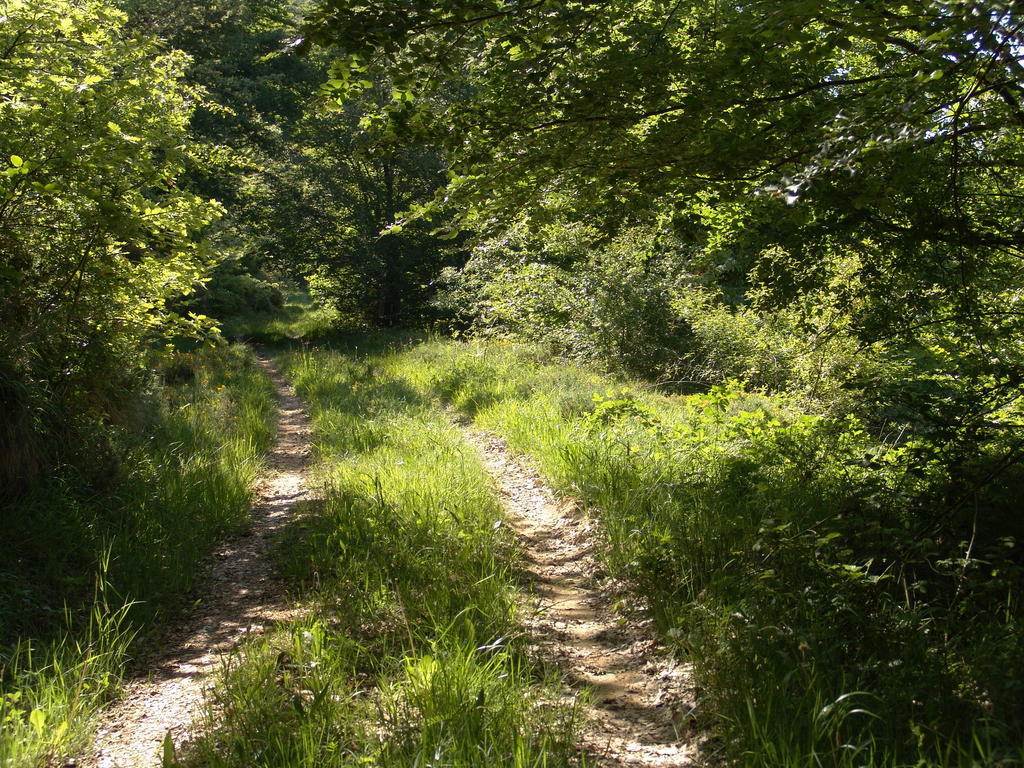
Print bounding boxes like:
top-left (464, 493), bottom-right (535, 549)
top-left (0, 0), bottom-right (221, 486)
top-left (304, 1), bottom-right (1024, 240)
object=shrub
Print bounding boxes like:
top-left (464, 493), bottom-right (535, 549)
top-left (443, 222), bottom-right (691, 377)
top-left (0, 0), bottom-right (220, 494)
top-left (192, 270), bottom-right (285, 318)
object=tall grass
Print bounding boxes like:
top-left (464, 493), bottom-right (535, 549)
top-left (0, 343), bottom-right (276, 767)
top-left (178, 344), bottom-right (579, 768)
top-left (0, 571), bottom-right (135, 767)
top-left (392, 338), bottom-right (1024, 768)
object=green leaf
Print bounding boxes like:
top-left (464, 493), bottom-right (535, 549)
top-left (29, 708), bottom-right (45, 735)
top-left (9, 155), bottom-right (23, 167)
top-left (161, 731), bottom-right (176, 767)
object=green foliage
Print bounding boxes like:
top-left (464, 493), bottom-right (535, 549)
top-left (215, 292), bottom-right (343, 343)
top-left (118, 0), bottom-right (466, 328)
top-left (2, 0), bottom-right (1022, 763)
top-left (395, 338), bottom-right (1024, 768)
top-left (0, 345), bottom-right (275, 643)
top-left (307, 0), bottom-right (1024, 509)
top-left (0, 0), bottom-right (221, 491)
top-left (305, 0), bottom-right (1024, 254)
top-left (442, 220), bottom-right (897, 411)
top-left (287, 105), bottom-right (466, 327)
top-left (0, 583), bottom-right (136, 768)
top-left (442, 222), bottom-right (691, 377)
top-left (191, 267), bottom-right (285, 319)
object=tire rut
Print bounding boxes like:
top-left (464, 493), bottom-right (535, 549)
top-left (80, 355), bottom-right (312, 768)
top-left (459, 426), bottom-right (702, 768)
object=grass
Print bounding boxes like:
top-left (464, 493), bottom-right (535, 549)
top-left (0, 343), bottom-right (276, 767)
top-left (176, 341), bottom-right (579, 768)
top-left (218, 292), bottom-right (344, 344)
top-left (387, 338), bottom-right (1024, 768)
top-left (12, 316), bottom-right (1015, 767)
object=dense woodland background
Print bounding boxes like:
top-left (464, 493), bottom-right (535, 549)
top-left (1, 1), bottom-right (1023, 766)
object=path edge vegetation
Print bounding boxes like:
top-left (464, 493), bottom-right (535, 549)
top-left (0, 345), bottom-right (276, 767)
top-left (391, 338), bottom-right (1024, 768)
top-left (2, 0), bottom-right (1023, 765)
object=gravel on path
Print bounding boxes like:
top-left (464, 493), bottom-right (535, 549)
top-left (81, 355), bottom-right (312, 768)
top-left (459, 426), bottom-right (703, 768)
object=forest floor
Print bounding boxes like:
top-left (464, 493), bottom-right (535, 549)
top-left (81, 356), bottom-right (313, 768)
top-left (459, 424), bottom-right (698, 767)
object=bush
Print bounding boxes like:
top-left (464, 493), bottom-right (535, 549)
top-left (0, 0), bottom-right (220, 495)
top-left (193, 270), bottom-right (285, 318)
top-left (443, 222), bottom-right (691, 377)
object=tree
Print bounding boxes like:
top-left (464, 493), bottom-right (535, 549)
top-left (303, 0), bottom-right (1024, 519)
top-left (276, 96), bottom-right (464, 326)
top-left (0, 0), bottom-right (220, 489)
top-left (303, 1), bottom-right (1023, 391)
top-left (299, 0), bottom-right (1024, 320)
top-left (117, 0), bottom-right (465, 327)
top-left (302, 1), bottom-right (1024, 242)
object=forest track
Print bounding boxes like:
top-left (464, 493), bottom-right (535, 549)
top-left (81, 355), bottom-right (312, 768)
top-left (459, 426), bottom-right (702, 767)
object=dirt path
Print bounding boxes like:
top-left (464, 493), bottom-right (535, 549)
top-left (82, 355), bottom-right (311, 768)
top-left (460, 428), bottom-right (700, 768)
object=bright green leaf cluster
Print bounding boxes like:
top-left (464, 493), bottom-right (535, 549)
top-left (0, 0), bottom-right (222, 408)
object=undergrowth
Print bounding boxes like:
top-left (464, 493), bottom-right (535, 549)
top-left (393, 338), bottom-right (1024, 768)
top-left (176, 342), bottom-right (579, 768)
top-left (218, 292), bottom-right (343, 344)
top-left (0, 344), bottom-right (275, 767)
